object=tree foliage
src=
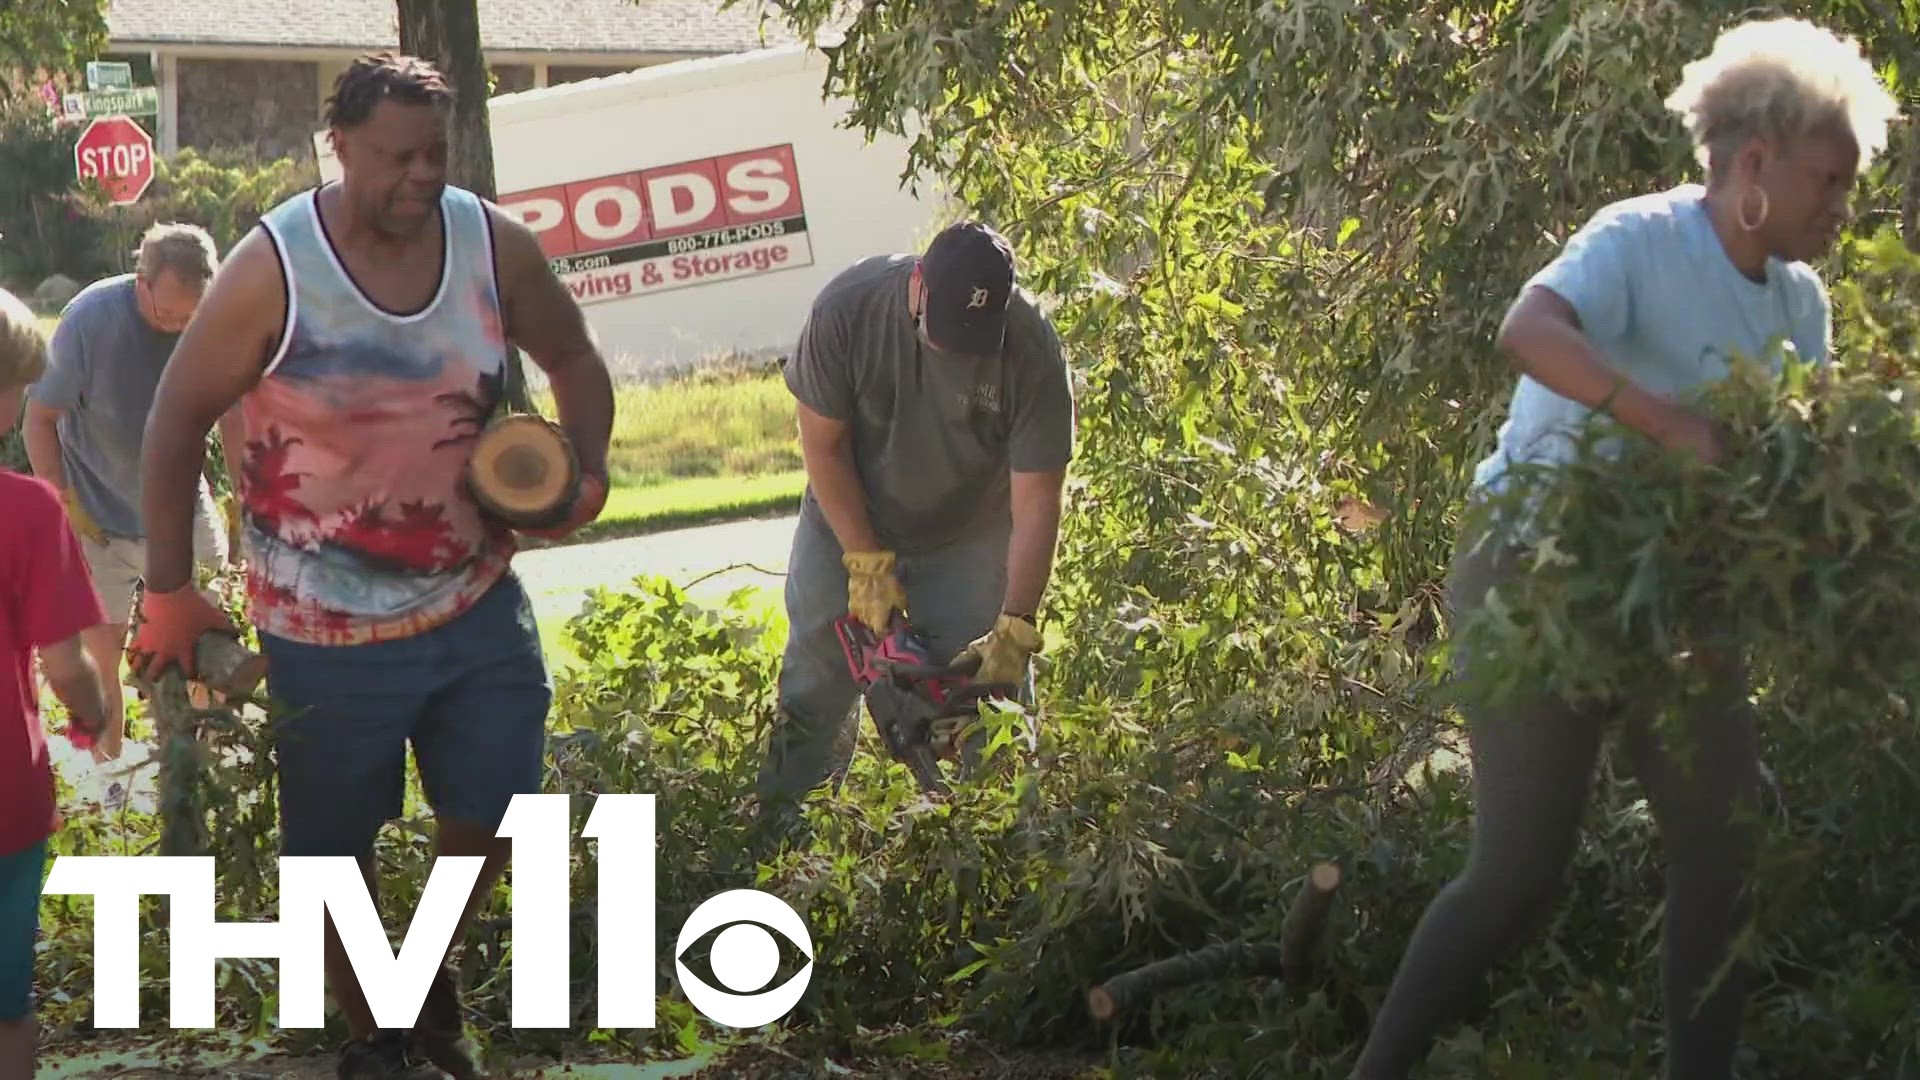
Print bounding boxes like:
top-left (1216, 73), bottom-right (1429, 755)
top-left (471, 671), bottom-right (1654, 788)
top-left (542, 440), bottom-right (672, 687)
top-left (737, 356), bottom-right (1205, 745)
top-left (0, 0), bottom-right (107, 92)
top-left (396, 0), bottom-right (533, 413)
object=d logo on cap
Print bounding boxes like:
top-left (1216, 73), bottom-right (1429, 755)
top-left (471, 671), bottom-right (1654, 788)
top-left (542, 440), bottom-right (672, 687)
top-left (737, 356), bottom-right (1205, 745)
top-left (920, 222), bottom-right (1015, 356)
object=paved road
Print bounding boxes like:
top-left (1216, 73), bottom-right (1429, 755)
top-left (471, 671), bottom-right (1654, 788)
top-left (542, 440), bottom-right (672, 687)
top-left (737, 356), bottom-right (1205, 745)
top-left (512, 511), bottom-right (798, 626)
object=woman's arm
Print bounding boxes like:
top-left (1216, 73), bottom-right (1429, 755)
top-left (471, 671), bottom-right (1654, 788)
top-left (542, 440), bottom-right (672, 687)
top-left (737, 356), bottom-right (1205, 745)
top-left (1497, 284), bottom-right (1722, 464)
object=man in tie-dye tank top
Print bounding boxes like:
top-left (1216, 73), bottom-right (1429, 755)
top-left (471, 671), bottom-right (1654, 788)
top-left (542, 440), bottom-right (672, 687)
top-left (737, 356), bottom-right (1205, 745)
top-left (127, 53), bottom-right (613, 1080)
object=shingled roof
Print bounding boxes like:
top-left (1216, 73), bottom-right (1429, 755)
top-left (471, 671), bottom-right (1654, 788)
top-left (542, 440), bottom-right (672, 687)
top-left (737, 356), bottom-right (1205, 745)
top-left (105, 0), bottom-right (806, 55)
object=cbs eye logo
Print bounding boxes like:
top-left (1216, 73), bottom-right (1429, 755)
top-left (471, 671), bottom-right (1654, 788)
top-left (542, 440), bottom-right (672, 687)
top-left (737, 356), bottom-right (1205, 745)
top-left (674, 889), bottom-right (815, 1027)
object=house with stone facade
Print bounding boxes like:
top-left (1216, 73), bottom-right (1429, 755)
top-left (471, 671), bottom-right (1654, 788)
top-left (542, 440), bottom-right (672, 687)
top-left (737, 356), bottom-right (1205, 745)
top-left (98, 0), bottom-right (806, 164)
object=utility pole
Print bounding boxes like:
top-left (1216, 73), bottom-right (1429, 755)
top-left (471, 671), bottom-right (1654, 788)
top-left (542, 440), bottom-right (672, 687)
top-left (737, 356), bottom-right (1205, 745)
top-left (396, 0), bottom-right (532, 411)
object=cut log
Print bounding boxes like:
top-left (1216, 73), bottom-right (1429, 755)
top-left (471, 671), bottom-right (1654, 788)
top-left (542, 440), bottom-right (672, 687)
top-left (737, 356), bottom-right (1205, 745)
top-left (191, 631), bottom-right (269, 698)
top-left (122, 580), bottom-right (263, 857)
top-left (467, 413), bottom-right (580, 529)
top-left (1085, 861), bottom-right (1342, 1023)
top-left (1086, 941), bottom-right (1289, 1022)
top-left (127, 630), bottom-right (265, 700)
top-left (125, 582), bottom-right (268, 699)
top-left (1280, 860), bottom-right (1342, 985)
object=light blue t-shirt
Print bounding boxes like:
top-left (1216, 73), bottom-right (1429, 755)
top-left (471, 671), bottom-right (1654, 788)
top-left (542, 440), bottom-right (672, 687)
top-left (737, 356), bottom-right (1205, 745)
top-left (1470, 184), bottom-right (1831, 506)
top-left (26, 274), bottom-right (214, 539)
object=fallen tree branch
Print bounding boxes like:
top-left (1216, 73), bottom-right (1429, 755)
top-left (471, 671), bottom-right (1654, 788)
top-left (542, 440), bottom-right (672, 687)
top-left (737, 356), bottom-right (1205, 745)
top-left (1279, 861), bottom-right (1342, 983)
top-left (126, 582), bottom-right (267, 858)
top-left (150, 669), bottom-right (212, 858)
top-left (681, 561), bottom-right (788, 589)
top-left (1085, 861), bottom-right (1341, 1023)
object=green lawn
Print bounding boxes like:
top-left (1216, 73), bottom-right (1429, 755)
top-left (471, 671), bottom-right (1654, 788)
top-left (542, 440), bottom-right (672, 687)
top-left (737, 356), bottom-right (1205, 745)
top-left (535, 365), bottom-right (802, 487)
top-left (575, 469), bottom-right (806, 541)
top-left (528, 364), bottom-right (806, 542)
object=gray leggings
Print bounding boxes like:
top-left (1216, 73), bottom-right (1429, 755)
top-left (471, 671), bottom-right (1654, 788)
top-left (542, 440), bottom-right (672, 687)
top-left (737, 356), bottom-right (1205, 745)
top-left (1352, 533), bottom-right (1763, 1080)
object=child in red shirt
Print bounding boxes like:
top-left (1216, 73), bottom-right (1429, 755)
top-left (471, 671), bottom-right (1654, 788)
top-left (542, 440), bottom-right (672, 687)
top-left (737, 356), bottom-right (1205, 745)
top-left (0, 286), bottom-right (111, 1077)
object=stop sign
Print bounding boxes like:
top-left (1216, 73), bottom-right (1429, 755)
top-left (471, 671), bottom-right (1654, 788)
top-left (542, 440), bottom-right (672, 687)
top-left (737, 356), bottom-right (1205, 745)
top-left (74, 115), bottom-right (155, 206)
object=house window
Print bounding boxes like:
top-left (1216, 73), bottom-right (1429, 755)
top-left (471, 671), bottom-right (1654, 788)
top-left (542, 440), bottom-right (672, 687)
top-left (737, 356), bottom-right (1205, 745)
top-left (547, 64), bottom-right (641, 84)
top-left (490, 65), bottom-right (536, 95)
top-left (175, 58), bottom-right (321, 163)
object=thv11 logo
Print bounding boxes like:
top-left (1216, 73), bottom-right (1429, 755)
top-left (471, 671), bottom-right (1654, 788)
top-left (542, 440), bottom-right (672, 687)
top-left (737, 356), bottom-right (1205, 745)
top-left (44, 794), bottom-right (813, 1030)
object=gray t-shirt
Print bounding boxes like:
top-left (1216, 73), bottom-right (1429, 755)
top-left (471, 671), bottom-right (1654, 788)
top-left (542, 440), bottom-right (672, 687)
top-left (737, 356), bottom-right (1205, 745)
top-left (27, 274), bottom-right (211, 539)
top-left (785, 255), bottom-right (1077, 552)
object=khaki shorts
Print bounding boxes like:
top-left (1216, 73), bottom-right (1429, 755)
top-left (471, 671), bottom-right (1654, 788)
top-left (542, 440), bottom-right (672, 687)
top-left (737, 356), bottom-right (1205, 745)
top-left (80, 496), bottom-right (229, 626)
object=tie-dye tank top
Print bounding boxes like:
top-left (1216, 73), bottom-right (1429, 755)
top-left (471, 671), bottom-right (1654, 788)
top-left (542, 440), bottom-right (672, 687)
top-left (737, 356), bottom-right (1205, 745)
top-left (239, 183), bottom-right (515, 646)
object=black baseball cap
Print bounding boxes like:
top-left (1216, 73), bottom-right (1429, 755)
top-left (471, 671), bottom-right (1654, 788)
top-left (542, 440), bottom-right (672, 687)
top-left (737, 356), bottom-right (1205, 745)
top-left (919, 222), bottom-right (1014, 356)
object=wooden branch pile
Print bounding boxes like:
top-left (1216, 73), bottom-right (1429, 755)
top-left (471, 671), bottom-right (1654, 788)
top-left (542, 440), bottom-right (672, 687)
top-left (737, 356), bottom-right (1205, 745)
top-left (1085, 860), bottom-right (1342, 1023)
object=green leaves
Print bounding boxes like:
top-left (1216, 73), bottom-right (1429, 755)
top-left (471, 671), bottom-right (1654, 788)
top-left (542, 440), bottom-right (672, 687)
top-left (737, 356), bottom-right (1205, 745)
top-left (0, 0), bottom-right (107, 92)
top-left (1454, 278), bottom-right (1920, 745)
top-left (711, 0), bottom-right (1920, 1063)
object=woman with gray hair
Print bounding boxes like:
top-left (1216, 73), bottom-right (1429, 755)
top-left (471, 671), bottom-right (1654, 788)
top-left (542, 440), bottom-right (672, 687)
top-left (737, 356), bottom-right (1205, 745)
top-left (1350, 18), bottom-right (1899, 1080)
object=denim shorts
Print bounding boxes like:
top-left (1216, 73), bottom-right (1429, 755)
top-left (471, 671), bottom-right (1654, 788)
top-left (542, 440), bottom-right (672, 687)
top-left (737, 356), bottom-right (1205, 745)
top-left (0, 838), bottom-right (48, 1021)
top-left (259, 571), bottom-right (553, 857)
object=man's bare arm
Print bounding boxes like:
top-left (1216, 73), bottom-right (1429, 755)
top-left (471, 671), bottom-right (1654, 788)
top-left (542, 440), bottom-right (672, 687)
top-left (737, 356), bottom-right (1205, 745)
top-left (142, 228), bottom-right (285, 593)
top-left (486, 203), bottom-right (613, 481)
top-left (796, 402), bottom-right (880, 554)
top-left (22, 402), bottom-right (66, 488)
top-left (1004, 468), bottom-right (1065, 617)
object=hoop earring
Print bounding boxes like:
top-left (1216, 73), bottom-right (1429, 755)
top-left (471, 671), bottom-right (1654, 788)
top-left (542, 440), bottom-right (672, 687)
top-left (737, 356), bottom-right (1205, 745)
top-left (1739, 185), bottom-right (1770, 231)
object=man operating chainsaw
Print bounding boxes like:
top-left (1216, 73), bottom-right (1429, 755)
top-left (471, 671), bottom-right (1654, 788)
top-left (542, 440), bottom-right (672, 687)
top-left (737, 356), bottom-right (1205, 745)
top-left (753, 221), bottom-right (1076, 831)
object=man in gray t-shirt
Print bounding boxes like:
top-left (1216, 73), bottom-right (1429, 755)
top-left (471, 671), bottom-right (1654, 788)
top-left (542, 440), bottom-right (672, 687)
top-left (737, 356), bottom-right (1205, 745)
top-left (755, 221), bottom-right (1077, 826)
top-left (22, 223), bottom-right (241, 755)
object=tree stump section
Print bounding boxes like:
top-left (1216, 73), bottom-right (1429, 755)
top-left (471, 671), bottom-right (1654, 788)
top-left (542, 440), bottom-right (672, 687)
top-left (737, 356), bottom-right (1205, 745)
top-left (1279, 859), bottom-right (1343, 982)
top-left (467, 413), bottom-right (580, 530)
top-left (1086, 861), bottom-right (1341, 1023)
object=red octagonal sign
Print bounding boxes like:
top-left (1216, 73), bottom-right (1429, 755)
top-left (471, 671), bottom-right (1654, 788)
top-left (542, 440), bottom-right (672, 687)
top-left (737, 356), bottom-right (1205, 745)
top-left (74, 115), bottom-right (155, 206)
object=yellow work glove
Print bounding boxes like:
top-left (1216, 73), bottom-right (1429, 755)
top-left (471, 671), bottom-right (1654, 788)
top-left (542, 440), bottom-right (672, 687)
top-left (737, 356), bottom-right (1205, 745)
top-left (842, 549), bottom-right (907, 631)
top-left (952, 612), bottom-right (1042, 685)
top-left (60, 487), bottom-right (105, 545)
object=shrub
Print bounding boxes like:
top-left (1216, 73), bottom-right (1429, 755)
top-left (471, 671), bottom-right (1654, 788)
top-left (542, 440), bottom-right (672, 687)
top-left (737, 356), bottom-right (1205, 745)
top-left (0, 91), bottom-right (111, 290)
top-left (0, 97), bottom-right (315, 292)
top-left (81, 146), bottom-right (316, 274)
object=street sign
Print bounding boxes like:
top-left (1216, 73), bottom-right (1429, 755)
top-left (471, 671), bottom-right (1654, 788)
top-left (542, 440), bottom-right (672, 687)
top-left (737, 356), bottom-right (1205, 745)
top-left (62, 86), bottom-right (159, 120)
top-left (74, 116), bottom-right (156, 206)
top-left (86, 61), bottom-right (133, 91)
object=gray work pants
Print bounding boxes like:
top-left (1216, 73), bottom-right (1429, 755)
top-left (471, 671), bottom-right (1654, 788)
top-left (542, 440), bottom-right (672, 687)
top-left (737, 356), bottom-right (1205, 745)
top-left (753, 512), bottom-right (1032, 814)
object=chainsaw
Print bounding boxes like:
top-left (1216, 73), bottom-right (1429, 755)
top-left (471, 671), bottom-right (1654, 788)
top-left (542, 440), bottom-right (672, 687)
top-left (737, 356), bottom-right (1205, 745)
top-left (833, 612), bottom-right (1020, 795)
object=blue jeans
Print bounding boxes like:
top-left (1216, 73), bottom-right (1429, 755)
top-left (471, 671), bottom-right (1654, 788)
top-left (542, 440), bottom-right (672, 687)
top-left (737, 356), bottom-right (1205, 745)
top-left (0, 838), bottom-right (48, 1021)
top-left (260, 572), bottom-right (552, 857)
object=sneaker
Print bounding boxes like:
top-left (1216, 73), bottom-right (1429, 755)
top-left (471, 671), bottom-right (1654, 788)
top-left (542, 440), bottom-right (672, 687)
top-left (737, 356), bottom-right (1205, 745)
top-left (411, 963), bottom-right (485, 1079)
top-left (336, 1030), bottom-right (444, 1080)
